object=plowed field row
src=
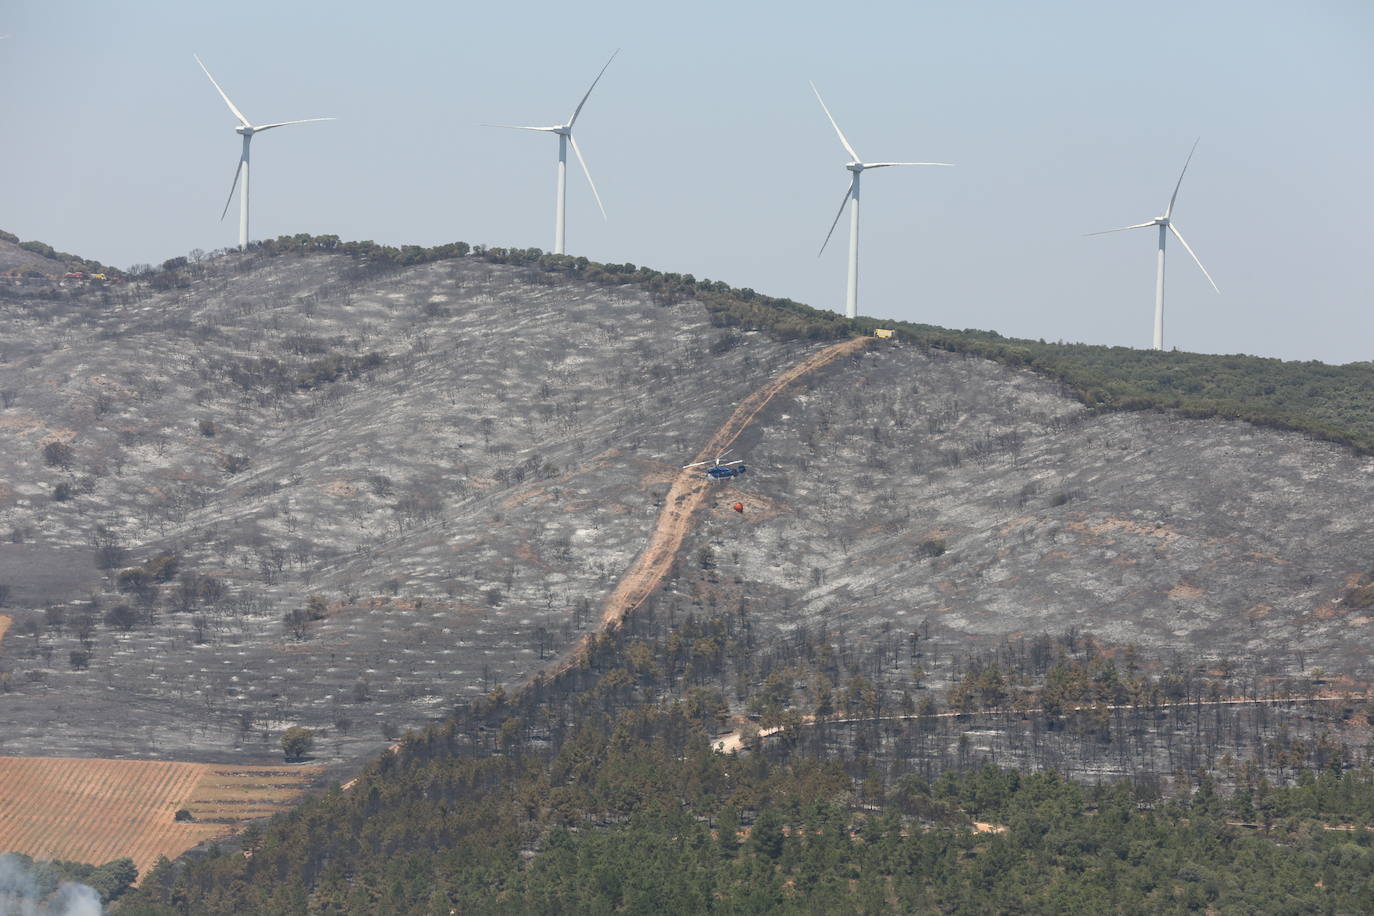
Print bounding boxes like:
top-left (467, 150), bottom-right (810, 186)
top-left (0, 757), bottom-right (318, 878)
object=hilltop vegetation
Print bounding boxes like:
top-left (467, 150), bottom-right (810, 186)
top-left (7, 228), bottom-right (1372, 452)
top-left (0, 230), bottom-right (119, 277)
top-left (240, 233), bottom-right (1374, 453)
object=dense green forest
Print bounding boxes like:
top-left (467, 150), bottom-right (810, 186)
top-left (119, 670), bottom-right (1374, 914)
top-left (120, 620), bottom-right (1374, 914)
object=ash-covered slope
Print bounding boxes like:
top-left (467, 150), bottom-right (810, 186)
top-left (677, 342), bottom-right (1374, 684)
top-left (0, 251), bottom-right (802, 762)
top-left (0, 246), bottom-right (1370, 772)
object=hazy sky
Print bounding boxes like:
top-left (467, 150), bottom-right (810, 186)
top-left (2, 1), bottom-right (1370, 363)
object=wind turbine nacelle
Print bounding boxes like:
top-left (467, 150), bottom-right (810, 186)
top-left (236, 126), bottom-right (254, 137)
top-left (847, 163), bottom-right (864, 172)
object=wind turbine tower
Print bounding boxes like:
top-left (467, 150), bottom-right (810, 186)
top-left (485, 51), bottom-right (618, 255)
top-left (195, 54), bottom-right (334, 249)
top-left (1089, 139), bottom-right (1220, 350)
top-left (811, 82), bottom-right (951, 320)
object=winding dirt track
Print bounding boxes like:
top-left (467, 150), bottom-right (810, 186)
top-left (552, 336), bottom-right (870, 673)
top-left (711, 693), bottom-right (1374, 753)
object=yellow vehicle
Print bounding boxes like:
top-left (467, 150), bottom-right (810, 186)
top-left (873, 328), bottom-right (894, 339)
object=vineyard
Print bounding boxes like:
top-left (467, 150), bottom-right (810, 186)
top-left (0, 757), bottom-right (319, 877)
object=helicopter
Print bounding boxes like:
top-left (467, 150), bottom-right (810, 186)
top-left (682, 451), bottom-right (747, 480)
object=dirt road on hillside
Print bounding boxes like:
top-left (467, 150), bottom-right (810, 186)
top-left (548, 336), bottom-right (869, 674)
top-left (343, 337), bottom-right (871, 784)
top-left (596, 336), bottom-right (870, 630)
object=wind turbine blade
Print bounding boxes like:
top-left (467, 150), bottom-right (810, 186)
top-left (220, 157), bottom-right (244, 221)
top-left (253, 117), bottom-right (336, 132)
top-left (863, 162), bottom-right (954, 169)
top-left (1169, 223), bottom-right (1220, 293)
top-left (482, 123), bottom-right (561, 132)
top-left (194, 54), bottom-right (251, 128)
top-left (568, 49), bottom-right (619, 128)
top-left (1084, 221), bottom-right (1156, 236)
top-left (818, 185), bottom-right (853, 257)
top-left (568, 135), bottom-right (607, 220)
top-left (810, 81), bottom-right (860, 162)
top-left (1166, 137), bottom-right (1200, 219)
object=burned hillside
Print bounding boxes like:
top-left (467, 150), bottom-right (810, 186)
top-left (0, 250), bottom-right (800, 764)
top-left (0, 244), bottom-right (1370, 777)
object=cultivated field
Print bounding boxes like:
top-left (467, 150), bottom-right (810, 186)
top-left (0, 756), bottom-right (318, 877)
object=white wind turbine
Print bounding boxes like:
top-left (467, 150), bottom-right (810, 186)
top-left (485, 51), bottom-right (618, 255)
top-left (812, 82), bottom-right (952, 320)
top-left (1088, 139), bottom-right (1220, 350)
top-left (195, 54), bottom-right (334, 249)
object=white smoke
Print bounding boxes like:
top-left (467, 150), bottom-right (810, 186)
top-left (0, 855), bottom-right (103, 916)
top-left (44, 885), bottom-right (101, 916)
